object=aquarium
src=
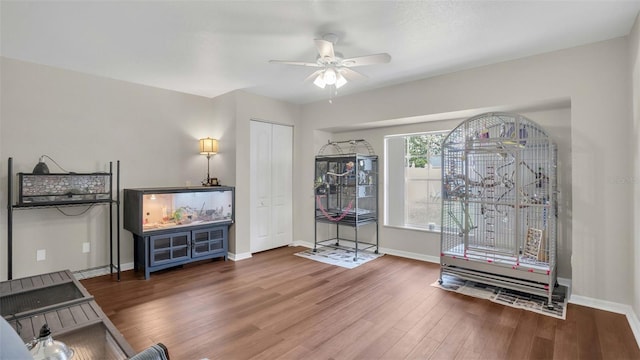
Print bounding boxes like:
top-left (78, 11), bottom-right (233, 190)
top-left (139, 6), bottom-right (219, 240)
top-left (18, 173), bottom-right (111, 205)
top-left (124, 186), bottom-right (235, 236)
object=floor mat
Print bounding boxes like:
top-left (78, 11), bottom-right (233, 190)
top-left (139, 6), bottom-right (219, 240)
top-left (295, 245), bottom-right (383, 269)
top-left (432, 273), bottom-right (567, 319)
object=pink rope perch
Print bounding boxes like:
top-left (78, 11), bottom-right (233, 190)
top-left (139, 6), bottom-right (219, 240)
top-left (316, 195), bottom-right (353, 222)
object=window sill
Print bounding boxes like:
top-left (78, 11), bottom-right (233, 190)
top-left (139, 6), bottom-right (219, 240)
top-left (383, 224), bottom-right (441, 234)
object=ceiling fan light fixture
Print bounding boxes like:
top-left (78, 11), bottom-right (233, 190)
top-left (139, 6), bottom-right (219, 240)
top-left (313, 73), bottom-right (326, 88)
top-left (335, 71), bottom-right (347, 89)
top-left (323, 68), bottom-right (337, 85)
top-left (269, 34), bottom-right (390, 94)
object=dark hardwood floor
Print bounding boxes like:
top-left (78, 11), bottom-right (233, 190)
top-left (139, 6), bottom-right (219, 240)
top-left (81, 246), bottom-right (640, 359)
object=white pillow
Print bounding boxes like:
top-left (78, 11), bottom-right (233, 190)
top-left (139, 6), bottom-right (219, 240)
top-left (0, 316), bottom-right (33, 359)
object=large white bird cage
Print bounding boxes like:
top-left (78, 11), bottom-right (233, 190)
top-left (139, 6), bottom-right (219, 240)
top-left (439, 112), bottom-right (558, 307)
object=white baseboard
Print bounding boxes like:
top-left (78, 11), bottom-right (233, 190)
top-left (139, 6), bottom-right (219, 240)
top-left (569, 294), bottom-right (630, 314)
top-left (378, 247), bottom-right (440, 264)
top-left (628, 310), bottom-right (640, 349)
top-left (570, 294), bottom-right (640, 347)
top-left (73, 262), bottom-right (135, 279)
top-left (292, 240), bottom-right (314, 248)
top-left (228, 252), bottom-right (252, 261)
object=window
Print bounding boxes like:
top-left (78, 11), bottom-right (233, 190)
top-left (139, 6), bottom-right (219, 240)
top-left (385, 131), bottom-right (447, 230)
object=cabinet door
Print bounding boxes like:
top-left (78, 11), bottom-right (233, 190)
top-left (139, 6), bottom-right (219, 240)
top-left (192, 227), bottom-right (227, 258)
top-left (149, 232), bottom-right (190, 266)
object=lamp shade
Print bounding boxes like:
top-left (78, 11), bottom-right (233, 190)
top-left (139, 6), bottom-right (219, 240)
top-left (199, 137), bottom-right (218, 155)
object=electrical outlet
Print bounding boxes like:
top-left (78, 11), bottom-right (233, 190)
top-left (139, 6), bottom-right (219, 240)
top-left (36, 249), bottom-right (46, 261)
top-left (82, 242), bottom-right (91, 253)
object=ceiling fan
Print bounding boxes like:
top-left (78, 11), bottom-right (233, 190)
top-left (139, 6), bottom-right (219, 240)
top-left (269, 33), bottom-right (391, 90)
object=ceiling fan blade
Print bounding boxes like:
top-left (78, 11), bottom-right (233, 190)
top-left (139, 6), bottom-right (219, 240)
top-left (269, 60), bottom-right (320, 67)
top-left (304, 69), bottom-right (324, 83)
top-left (339, 67), bottom-right (368, 81)
top-left (315, 39), bottom-right (335, 60)
top-left (341, 53), bottom-right (391, 67)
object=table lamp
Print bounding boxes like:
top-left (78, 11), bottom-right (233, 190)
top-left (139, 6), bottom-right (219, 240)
top-left (199, 137), bottom-right (219, 186)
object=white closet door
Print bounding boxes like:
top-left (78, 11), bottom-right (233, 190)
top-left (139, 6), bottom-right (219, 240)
top-left (270, 124), bottom-right (293, 248)
top-left (250, 121), bottom-right (293, 253)
top-left (250, 121), bottom-right (273, 253)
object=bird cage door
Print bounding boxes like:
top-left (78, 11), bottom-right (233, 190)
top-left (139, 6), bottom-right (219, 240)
top-left (464, 146), bottom-right (521, 259)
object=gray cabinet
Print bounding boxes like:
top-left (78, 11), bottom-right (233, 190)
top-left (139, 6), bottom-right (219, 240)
top-left (134, 225), bottom-right (228, 279)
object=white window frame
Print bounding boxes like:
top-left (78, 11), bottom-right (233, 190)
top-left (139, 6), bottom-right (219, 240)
top-left (384, 131), bottom-right (448, 231)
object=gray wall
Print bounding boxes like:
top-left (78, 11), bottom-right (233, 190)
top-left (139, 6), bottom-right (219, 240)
top-left (0, 57), bottom-right (235, 279)
top-left (630, 13), bottom-right (640, 328)
top-left (296, 37), bottom-right (632, 305)
top-left (0, 58), bottom-right (302, 277)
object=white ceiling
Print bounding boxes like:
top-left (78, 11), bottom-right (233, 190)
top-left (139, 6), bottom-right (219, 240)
top-left (2, 1), bottom-right (640, 104)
